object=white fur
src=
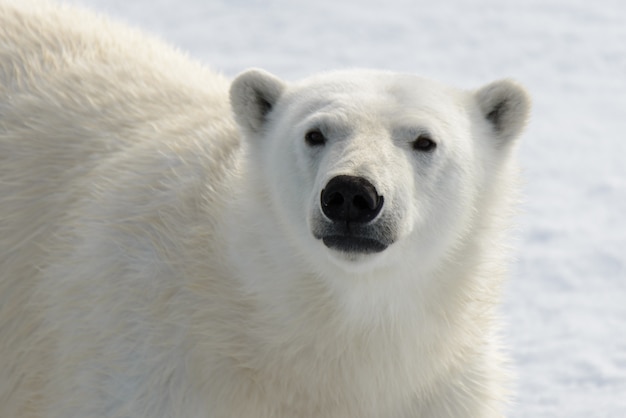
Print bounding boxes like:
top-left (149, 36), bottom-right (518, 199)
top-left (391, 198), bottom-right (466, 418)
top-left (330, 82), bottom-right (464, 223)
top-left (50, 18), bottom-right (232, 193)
top-left (0, 2), bottom-right (530, 417)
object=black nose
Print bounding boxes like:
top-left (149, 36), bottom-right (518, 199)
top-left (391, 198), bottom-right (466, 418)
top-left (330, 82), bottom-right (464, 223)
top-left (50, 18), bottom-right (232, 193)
top-left (320, 175), bottom-right (384, 223)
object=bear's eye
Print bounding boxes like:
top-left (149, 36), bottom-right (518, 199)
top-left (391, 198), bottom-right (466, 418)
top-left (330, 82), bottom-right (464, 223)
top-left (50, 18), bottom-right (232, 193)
top-left (304, 129), bottom-right (326, 147)
top-left (412, 134), bottom-right (437, 152)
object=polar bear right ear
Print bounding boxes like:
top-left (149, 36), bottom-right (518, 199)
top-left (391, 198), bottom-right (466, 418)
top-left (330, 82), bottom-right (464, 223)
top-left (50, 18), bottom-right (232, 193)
top-left (475, 79), bottom-right (531, 146)
top-left (230, 68), bottom-right (286, 135)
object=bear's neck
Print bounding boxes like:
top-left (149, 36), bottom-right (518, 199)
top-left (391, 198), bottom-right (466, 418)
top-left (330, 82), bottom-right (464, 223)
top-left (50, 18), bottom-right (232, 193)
top-left (217, 219), bottom-right (497, 415)
top-left (203, 164), bottom-right (507, 414)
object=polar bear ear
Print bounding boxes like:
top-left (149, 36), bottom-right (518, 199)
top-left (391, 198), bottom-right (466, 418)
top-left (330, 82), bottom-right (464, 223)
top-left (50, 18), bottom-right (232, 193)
top-left (230, 68), bottom-right (286, 135)
top-left (475, 79), bottom-right (531, 145)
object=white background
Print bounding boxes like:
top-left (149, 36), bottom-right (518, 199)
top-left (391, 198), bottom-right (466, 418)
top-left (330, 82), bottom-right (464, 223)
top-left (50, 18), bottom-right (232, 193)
top-left (69, 1), bottom-right (626, 415)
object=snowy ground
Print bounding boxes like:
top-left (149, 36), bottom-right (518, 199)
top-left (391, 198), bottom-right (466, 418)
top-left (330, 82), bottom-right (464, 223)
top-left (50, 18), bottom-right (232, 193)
top-left (69, 0), bottom-right (626, 416)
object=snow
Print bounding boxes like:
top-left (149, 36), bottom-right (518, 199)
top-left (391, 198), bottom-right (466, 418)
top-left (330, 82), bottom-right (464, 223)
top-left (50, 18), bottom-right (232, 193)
top-left (69, 0), bottom-right (626, 415)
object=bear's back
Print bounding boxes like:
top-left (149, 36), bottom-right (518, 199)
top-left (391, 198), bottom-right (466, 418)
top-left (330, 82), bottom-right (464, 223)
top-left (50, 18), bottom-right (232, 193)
top-left (0, 3), bottom-right (238, 415)
top-left (0, 0), bottom-right (236, 273)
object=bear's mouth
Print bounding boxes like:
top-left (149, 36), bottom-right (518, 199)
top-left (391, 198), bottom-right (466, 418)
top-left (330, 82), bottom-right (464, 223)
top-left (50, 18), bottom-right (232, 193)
top-left (312, 212), bottom-right (396, 256)
top-left (321, 235), bottom-right (388, 254)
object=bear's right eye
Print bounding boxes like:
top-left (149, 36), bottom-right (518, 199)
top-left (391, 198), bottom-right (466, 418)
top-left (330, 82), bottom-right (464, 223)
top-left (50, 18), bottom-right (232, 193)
top-left (304, 129), bottom-right (326, 147)
top-left (412, 134), bottom-right (437, 152)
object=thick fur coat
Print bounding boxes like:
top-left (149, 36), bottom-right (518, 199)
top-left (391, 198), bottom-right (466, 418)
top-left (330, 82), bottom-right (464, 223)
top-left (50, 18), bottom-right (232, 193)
top-left (0, 2), bottom-right (530, 417)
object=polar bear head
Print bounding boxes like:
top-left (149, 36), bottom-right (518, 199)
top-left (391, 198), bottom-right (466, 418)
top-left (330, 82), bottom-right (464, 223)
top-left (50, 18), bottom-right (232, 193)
top-left (230, 69), bottom-right (530, 275)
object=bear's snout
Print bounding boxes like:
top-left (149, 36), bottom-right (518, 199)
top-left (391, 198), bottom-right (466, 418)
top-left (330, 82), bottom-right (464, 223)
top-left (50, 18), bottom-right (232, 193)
top-left (320, 175), bottom-right (384, 224)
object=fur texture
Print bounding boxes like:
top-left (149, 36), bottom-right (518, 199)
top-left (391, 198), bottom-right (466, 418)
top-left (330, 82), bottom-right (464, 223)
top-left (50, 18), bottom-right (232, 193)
top-left (0, 2), bottom-right (530, 417)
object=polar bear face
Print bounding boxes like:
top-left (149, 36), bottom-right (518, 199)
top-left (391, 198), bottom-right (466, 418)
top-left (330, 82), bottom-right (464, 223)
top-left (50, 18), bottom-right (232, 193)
top-left (230, 70), bottom-right (529, 273)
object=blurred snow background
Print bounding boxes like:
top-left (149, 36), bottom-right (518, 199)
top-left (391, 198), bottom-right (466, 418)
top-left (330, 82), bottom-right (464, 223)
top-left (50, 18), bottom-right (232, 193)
top-left (68, 0), bottom-right (626, 416)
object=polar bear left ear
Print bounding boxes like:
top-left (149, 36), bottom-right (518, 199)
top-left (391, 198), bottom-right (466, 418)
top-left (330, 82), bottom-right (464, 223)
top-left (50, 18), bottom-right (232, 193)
top-left (230, 68), bottom-right (286, 135)
top-left (475, 79), bottom-right (531, 145)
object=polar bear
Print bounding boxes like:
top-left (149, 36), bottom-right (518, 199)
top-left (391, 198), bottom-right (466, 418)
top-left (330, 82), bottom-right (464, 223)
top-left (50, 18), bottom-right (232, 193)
top-left (0, 2), bottom-right (530, 418)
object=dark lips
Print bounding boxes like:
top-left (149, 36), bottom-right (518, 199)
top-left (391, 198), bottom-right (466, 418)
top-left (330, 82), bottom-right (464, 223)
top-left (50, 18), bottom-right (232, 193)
top-left (322, 235), bottom-right (388, 254)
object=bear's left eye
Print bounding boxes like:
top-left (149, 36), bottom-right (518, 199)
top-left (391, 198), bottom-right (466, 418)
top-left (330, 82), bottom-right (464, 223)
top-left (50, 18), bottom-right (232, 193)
top-left (412, 134), bottom-right (437, 152)
top-left (304, 129), bottom-right (326, 147)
